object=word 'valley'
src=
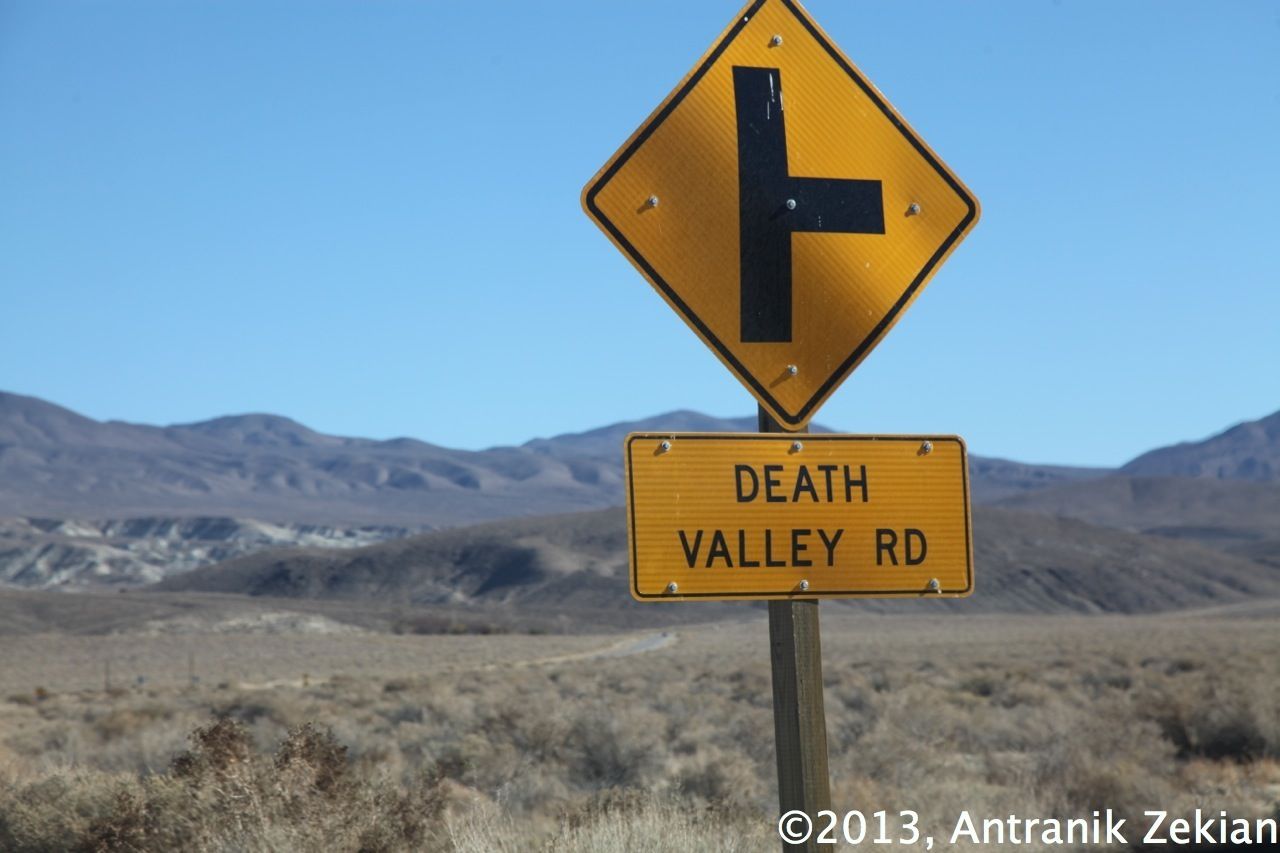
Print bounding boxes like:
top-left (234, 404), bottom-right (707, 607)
top-left (675, 463), bottom-right (929, 570)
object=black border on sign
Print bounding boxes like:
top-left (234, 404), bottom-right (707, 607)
top-left (624, 433), bottom-right (974, 601)
top-left (584, 0), bottom-right (979, 428)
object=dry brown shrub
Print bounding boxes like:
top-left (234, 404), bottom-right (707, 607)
top-left (89, 704), bottom-right (173, 743)
top-left (1138, 675), bottom-right (1280, 762)
top-left (170, 716), bottom-right (252, 780)
top-left (273, 722), bottom-right (349, 797)
top-left (75, 789), bottom-right (148, 853)
top-left (0, 717), bottom-right (456, 852)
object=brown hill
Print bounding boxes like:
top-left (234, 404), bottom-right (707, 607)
top-left (966, 456), bottom-right (1108, 503)
top-left (0, 391), bottom-right (1106, 532)
top-left (155, 509), bottom-right (631, 607)
top-left (156, 506), bottom-right (1280, 616)
top-left (0, 391), bottom-right (623, 525)
top-left (996, 476), bottom-right (1280, 567)
top-left (1120, 409), bottom-right (1280, 481)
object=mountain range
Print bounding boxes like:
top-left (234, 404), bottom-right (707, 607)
top-left (3, 391), bottom-right (1279, 617)
top-left (156, 505), bottom-right (1280, 618)
top-left (1120, 409), bottom-right (1280, 481)
top-left (0, 391), bottom-right (1113, 524)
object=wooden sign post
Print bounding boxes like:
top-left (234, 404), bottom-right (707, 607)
top-left (760, 407), bottom-right (831, 853)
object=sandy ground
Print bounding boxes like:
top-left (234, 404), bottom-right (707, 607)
top-left (0, 631), bottom-right (619, 696)
top-left (5, 601), bottom-right (1272, 699)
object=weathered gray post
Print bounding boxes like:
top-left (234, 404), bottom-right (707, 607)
top-left (760, 406), bottom-right (831, 852)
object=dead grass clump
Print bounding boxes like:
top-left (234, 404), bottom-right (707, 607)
top-left (1031, 700), bottom-right (1177, 821)
top-left (1140, 678), bottom-right (1280, 762)
top-left (673, 744), bottom-right (765, 809)
top-left (273, 721), bottom-right (349, 796)
top-left (89, 704), bottom-right (173, 743)
top-left (563, 707), bottom-right (660, 790)
top-left (170, 716), bottom-right (252, 780)
top-left (76, 788), bottom-right (151, 853)
top-left (0, 718), bottom-right (455, 852)
top-left (212, 695), bottom-right (290, 727)
top-left (447, 789), bottom-right (771, 853)
top-left (1141, 656), bottom-right (1199, 676)
top-left (554, 790), bottom-right (771, 853)
top-left (1186, 703), bottom-right (1270, 762)
top-left (959, 673), bottom-right (999, 698)
top-left (0, 773), bottom-right (130, 853)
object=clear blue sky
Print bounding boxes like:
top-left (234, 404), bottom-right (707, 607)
top-left (2, 1), bottom-right (1277, 466)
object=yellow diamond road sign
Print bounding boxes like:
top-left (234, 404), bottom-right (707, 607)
top-left (583, 0), bottom-right (980, 429)
top-left (625, 433), bottom-right (973, 601)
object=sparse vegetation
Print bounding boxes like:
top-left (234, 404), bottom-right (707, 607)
top-left (0, 612), bottom-right (1276, 851)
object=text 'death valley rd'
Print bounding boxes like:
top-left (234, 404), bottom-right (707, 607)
top-left (625, 434), bottom-right (973, 601)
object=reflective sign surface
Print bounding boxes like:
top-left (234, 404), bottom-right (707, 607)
top-left (583, 0), bottom-right (980, 428)
top-left (625, 433), bottom-right (973, 601)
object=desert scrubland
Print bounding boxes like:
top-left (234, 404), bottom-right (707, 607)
top-left (3, 399), bottom-right (1279, 849)
top-left (2, 607), bottom-right (1277, 851)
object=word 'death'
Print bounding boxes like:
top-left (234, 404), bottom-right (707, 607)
top-left (624, 434), bottom-right (972, 601)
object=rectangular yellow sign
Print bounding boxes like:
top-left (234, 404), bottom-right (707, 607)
top-left (625, 433), bottom-right (973, 601)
